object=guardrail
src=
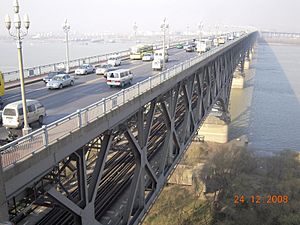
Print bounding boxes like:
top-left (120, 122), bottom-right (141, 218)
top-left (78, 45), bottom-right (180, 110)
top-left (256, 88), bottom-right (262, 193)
top-left (2, 41), bottom-right (187, 83)
top-left (3, 50), bottom-right (131, 82)
top-left (0, 35), bottom-right (249, 170)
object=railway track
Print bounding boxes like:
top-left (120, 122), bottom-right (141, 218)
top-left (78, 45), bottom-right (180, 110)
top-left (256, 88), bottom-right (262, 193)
top-left (29, 90), bottom-right (200, 225)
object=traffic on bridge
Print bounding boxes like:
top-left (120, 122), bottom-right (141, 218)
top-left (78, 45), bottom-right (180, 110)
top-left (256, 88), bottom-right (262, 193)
top-left (0, 0), bottom-right (261, 225)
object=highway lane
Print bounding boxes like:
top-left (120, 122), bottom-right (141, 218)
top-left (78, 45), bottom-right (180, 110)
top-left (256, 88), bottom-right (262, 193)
top-left (0, 48), bottom-right (198, 139)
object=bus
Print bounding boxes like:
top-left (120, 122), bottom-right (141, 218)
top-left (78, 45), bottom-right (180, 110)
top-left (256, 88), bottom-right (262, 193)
top-left (130, 44), bottom-right (154, 60)
top-left (0, 71), bottom-right (4, 109)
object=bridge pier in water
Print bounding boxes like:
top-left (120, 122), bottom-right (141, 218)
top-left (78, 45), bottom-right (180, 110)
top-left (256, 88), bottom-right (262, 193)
top-left (199, 47), bottom-right (254, 143)
top-left (231, 47), bottom-right (253, 89)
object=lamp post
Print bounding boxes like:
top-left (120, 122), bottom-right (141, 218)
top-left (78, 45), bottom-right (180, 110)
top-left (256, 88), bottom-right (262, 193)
top-left (215, 24), bottom-right (219, 36)
top-left (198, 22), bottom-right (203, 41)
top-left (5, 0), bottom-right (32, 135)
top-left (160, 18), bottom-right (169, 70)
top-left (186, 25), bottom-right (190, 38)
top-left (167, 24), bottom-right (170, 49)
top-left (133, 22), bottom-right (138, 43)
top-left (62, 19), bottom-right (70, 74)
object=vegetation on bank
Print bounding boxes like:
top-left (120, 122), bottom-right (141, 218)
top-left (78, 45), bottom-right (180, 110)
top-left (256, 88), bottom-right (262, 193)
top-left (143, 143), bottom-right (300, 225)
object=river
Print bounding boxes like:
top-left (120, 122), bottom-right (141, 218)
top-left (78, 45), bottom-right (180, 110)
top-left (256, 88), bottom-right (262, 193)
top-left (0, 40), bottom-right (135, 72)
top-left (229, 42), bottom-right (300, 153)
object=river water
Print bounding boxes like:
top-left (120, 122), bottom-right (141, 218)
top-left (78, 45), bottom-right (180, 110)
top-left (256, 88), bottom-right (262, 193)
top-left (0, 40), bottom-right (135, 72)
top-left (229, 42), bottom-right (300, 153)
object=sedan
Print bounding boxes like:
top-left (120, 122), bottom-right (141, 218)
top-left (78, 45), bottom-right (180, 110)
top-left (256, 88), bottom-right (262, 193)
top-left (176, 44), bottom-right (184, 49)
top-left (185, 45), bottom-right (195, 52)
top-left (96, 64), bottom-right (116, 75)
top-left (142, 53), bottom-right (154, 61)
top-left (43, 71), bottom-right (64, 83)
top-left (47, 74), bottom-right (74, 89)
top-left (75, 64), bottom-right (95, 75)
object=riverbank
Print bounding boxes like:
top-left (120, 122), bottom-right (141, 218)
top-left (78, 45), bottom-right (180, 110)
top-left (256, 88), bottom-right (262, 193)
top-left (143, 139), bottom-right (300, 225)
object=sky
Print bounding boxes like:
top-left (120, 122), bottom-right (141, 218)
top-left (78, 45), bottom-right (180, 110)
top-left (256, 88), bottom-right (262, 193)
top-left (0, 0), bottom-right (300, 35)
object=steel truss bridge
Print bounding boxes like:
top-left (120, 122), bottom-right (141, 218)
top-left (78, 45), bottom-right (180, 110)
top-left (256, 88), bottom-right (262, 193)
top-left (0, 32), bottom-right (257, 225)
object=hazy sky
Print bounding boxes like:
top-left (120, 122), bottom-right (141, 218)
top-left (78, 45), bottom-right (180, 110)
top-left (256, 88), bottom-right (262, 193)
top-left (0, 0), bottom-right (299, 35)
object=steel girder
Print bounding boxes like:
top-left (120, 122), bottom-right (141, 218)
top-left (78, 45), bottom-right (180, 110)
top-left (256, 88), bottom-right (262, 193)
top-left (12, 33), bottom-right (257, 225)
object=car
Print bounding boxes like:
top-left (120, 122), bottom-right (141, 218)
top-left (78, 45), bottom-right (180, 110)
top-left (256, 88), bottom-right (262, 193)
top-left (185, 45), bottom-right (195, 52)
top-left (176, 44), bottom-right (184, 49)
top-left (95, 64), bottom-right (116, 75)
top-left (75, 64), bottom-right (95, 75)
top-left (142, 53), bottom-right (154, 61)
top-left (2, 99), bottom-right (46, 129)
top-left (184, 41), bottom-right (196, 50)
top-left (46, 74), bottom-right (74, 89)
top-left (43, 71), bottom-right (64, 83)
top-left (106, 69), bottom-right (133, 87)
top-left (107, 56), bottom-right (121, 66)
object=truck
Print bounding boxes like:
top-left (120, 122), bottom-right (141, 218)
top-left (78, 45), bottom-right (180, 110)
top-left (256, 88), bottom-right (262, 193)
top-left (153, 49), bottom-right (168, 62)
top-left (196, 39), bottom-right (212, 53)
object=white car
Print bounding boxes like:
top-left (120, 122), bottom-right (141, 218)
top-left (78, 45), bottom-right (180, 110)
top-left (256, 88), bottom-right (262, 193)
top-left (95, 64), bottom-right (116, 75)
top-left (46, 74), bottom-right (75, 89)
top-left (75, 64), bottom-right (95, 75)
top-left (142, 53), bottom-right (154, 61)
top-left (107, 56), bottom-right (121, 66)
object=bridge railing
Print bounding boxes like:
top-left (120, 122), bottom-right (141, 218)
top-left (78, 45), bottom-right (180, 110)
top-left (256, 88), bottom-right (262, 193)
top-left (3, 50), bottom-right (131, 82)
top-left (0, 35), bottom-right (247, 170)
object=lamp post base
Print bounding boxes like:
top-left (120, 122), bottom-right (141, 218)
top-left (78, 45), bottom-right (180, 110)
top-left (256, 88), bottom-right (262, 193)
top-left (22, 126), bottom-right (32, 136)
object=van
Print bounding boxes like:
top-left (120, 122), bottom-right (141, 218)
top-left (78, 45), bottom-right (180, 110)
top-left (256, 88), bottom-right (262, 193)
top-left (152, 59), bottom-right (163, 70)
top-left (106, 69), bottom-right (133, 87)
top-left (2, 99), bottom-right (46, 129)
top-left (107, 55), bottom-right (121, 66)
top-left (154, 49), bottom-right (168, 62)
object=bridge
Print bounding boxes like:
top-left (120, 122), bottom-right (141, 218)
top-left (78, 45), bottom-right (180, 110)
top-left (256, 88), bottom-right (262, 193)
top-left (259, 31), bottom-right (300, 44)
top-left (0, 31), bottom-right (257, 225)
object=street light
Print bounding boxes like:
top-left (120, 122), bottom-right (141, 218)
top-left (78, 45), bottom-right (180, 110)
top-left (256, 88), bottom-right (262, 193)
top-left (62, 19), bottom-right (71, 74)
top-left (198, 22), bottom-right (204, 41)
top-left (167, 24), bottom-right (170, 49)
top-left (215, 24), bottom-right (219, 36)
top-left (186, 25), bottom-right (190, 38)
top-left (133, 22), bottom-right (138, 43)
top-left (5, 0), bottom-right (32, 135)
top-left (160, 18), bottom-right (169, 70)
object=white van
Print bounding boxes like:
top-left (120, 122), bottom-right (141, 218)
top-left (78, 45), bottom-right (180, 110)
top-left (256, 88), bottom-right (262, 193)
top-left (2, 99), bottom-right (46, 129)
top-left (152, 59), bottom-right (163, 70)
top-left (154, 49), bottom-right (168, 62)
top-left (107, 55), bottom-right (121, 66)
top-left (106, 69), bottom-right (133, 87)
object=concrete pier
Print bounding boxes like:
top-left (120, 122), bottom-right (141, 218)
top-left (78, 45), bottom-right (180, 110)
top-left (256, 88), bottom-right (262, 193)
top-left (244, 59), bottom-right (250, 70)
top-left (232, 76), bottom-right (245, 89)
top-left (198, 115), bottom-right (229, 143)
